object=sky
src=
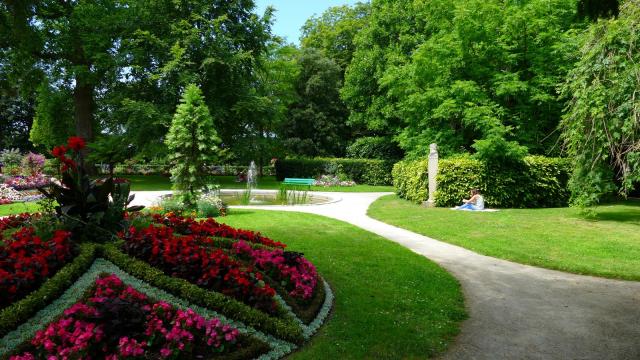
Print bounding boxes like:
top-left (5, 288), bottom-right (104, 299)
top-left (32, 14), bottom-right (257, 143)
top-left (253, 0), bottom-right (365, 44)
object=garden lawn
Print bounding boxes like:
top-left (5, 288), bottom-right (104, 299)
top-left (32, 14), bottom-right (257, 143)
top-left (218, 210), bottom-right (466, 359)
top-left (0, 202), bottom-right (39, 216)
top-left (123, 175), bottom-right (394, 192)
top-left (368, 195), bottom-right (640, 281)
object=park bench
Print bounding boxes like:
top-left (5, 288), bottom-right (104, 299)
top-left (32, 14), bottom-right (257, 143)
top-left (283, 178), bottom-right (315, 190)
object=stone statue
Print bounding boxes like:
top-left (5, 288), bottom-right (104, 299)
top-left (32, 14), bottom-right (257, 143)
top-left (425, 143), bottom-right (439, 207)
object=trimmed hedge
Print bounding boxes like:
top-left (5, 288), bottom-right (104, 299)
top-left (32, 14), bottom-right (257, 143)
top-left (0, 243), bottom-right (96, 338)
top-left (101, 243), bottom-right (305, 344)
top-left (274, 158), bottom-right (393, 186)
top-left (393, 155), bottom-right (570, 208)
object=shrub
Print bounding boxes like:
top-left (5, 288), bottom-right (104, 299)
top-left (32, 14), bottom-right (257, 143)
top-left (392, 159), bottom-right (428, 201)
top-left (346, 136), bottom-right (404, 160)
top-left (275, 158), bottom-right (393, 186)
top-left (393, 155), bottom-right (570, 208)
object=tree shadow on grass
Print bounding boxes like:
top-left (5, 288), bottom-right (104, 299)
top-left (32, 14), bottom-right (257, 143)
top-left (590, 199), bottom-right (640, 224)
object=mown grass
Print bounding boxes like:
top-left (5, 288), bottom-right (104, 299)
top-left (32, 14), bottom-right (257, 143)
top-left (0, 202), bottom-right (39, 216)
top-left (368, 195), bottom-right (640, 280)
top-left (122, 175), bottom-right (394, 192)
top-left (218, 210), bottom-right (466, 359)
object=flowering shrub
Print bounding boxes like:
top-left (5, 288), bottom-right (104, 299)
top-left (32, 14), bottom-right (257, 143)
top-left (121, 224), bottom-right (279, 314)
top-left (21, 152), bottom-right (46, 176)
top-left (233, 241), bottom-right (318, 301)
top-left (10, 274), bottom-right (241, 360)
top-left (152, 213), bottom-right (286, 249)
top-left (0, 226), bottom-right (74, 308)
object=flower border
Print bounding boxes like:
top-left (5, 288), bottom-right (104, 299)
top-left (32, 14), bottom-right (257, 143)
top-left (0, 258), bottom-right (334, 360)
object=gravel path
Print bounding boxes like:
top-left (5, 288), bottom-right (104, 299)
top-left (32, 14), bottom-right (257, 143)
top-left (132, 191), bottom-right (640, 360)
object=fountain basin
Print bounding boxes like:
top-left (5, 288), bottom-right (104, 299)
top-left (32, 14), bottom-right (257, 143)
top-left (220, 189), bottom-right (339, 206)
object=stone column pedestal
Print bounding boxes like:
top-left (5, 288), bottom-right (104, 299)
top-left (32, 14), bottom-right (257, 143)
top-left (423, 143), bottom-right (438, 207)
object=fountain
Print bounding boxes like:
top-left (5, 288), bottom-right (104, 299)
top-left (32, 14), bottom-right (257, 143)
top-left (247, 161), bottom-right (257, 190)
top-left (240, 161), bottom-right (261, 205)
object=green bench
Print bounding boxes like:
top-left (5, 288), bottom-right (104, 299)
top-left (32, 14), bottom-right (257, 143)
top-left (283, 178), bottom-right (315, 189)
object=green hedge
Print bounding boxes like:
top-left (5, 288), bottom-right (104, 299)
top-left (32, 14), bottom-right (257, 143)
top-left (0, 243), bottom-right (96, 338)
top-left (274, 158), bottom-right (393, 186)
top-left (393, 155), bottom-right (570, 208)
top-left (101, 243), bottom-right (305, 344)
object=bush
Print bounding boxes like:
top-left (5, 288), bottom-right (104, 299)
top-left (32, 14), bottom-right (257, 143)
top-left (393, 155), bottom-right (570, 208)
top-left (275, 158), bottom-right (394, 186)
top-left (346, 136), bottom-right (404, 160)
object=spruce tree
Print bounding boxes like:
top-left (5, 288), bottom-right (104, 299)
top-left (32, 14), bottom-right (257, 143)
top-left (165, 84), bottom-right (221, 206)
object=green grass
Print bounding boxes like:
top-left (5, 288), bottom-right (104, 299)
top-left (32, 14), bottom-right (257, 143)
top-left (368, 195), bottom-right (640, 281)
top-left (123, 175), bottom-right (394, 192)
top-left (218, 210), bottom-right (466, 359)
top-left (0, 202), bottom-right (39, 216)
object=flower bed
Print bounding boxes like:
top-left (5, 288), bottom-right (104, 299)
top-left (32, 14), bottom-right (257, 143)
top-left (4, 175), bottom-right (52, 191)
top-left (120, 224), bottom-right (280, 315)
top-left (9, 274), bottom-right (264, 360)
top-left (0, 137), bottom-right (331, 360)
top-left (313, 175), bottom-right (356, 187)
top-left (145, 213), bottom-right (322, 323)
top-left (233, 241), bottom-right (317, 301)
top-left (152, 213), bottom-right (286, 249)
top-left (0, 225), bottom-right (75, 309)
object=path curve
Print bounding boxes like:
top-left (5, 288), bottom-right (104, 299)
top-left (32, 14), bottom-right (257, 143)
top-left (132, 191), bottom-right (640, 360)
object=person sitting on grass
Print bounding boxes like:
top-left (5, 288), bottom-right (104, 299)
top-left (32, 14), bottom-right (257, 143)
top-left (455, 189), bottom-right (485, 211)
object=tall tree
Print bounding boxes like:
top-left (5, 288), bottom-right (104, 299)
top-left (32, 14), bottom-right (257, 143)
top-left (165, 84), bottom-right (221, 206)
top-left (231, 41), bottom-right (300, 173)
top-left (343, 0), bottom-right (585, 159)
top-left (300, 2), bottom-right (370, 71)
top-left (561, 0), bottom-right (640, 206)
top-left (3, 0), bottom-right (127, 143)
top-left (2, 0), bottom-right (271, 160)
top-left (280, 48), bottom-right (350, 157)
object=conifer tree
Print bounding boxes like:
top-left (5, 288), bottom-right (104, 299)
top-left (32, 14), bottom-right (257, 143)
top-left (165, 84), bottom-right (221, 206)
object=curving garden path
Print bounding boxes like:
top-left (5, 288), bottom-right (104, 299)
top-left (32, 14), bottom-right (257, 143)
top-left (131, 191), bottom-right (640, 360)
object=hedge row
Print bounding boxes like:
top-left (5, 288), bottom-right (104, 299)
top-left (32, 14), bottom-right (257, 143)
top-left (392, 155), bottom-right (571, 208)
top-left (101, 243), bottom-right (305, 344)
top-left (274, 158), bottom-right (393, 186)
top-left (0, 243), bottom-right (96, 338)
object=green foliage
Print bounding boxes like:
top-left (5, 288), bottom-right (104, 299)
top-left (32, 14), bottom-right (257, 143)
top-left (165, 84), bottom-right (221, 207)
top-left (0, 243), bottom-right (96, 338)
top-left (561, 0), bottom-right (640, 207)
top-left (342, 0), bottom-right (585, 159)
top-left (231, 42), bottom-right (300, 168)
top-left (300, 3), bottom-right (370, 70)
top-left (280, 48), bottom-right (350, 157)
top-left (393, 156), bottom-right (570, 208)
top-left (275, 158), bottom-right (393, 186)
top-left (29, 83), bottom-right (73, 150)
top-left (346, 136), bottom-right (403, 160)
top-left (0, 149), bottom-right (21, 167)
top-left (87, 136), bottom-right (132, 176)
top-left (391, 159), bottom-right (428, 203)
top-left (101, 243), bottom-right (305, 344)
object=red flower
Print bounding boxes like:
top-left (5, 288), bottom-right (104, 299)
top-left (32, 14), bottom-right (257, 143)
top-left (51, 145), bottom-right (67, 158)
top-left (67, 137), bottom-right (86, 151)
